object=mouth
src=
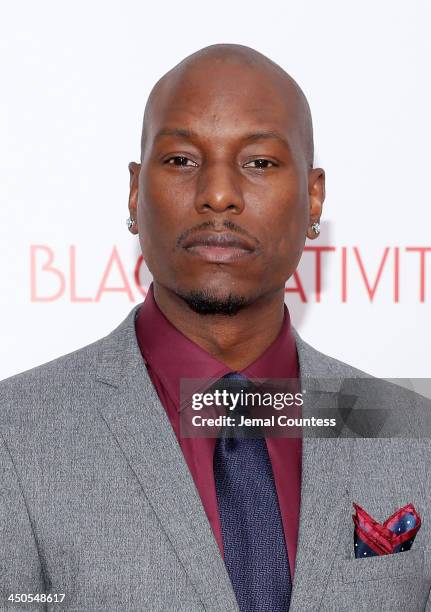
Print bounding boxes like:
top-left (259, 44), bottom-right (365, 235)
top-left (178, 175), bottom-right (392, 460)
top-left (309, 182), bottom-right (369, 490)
top-left (182, 231), bottom-right (257, 263)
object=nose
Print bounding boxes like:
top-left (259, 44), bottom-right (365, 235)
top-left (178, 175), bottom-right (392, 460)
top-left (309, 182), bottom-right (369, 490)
top-left (194, 161), bottom-right (245, 214)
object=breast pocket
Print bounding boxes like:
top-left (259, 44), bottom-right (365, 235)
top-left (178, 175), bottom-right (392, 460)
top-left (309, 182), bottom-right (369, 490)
top-left (341, 548), bottom-right (424, 583)
top-left (320, 549), bottom-right (430, 612)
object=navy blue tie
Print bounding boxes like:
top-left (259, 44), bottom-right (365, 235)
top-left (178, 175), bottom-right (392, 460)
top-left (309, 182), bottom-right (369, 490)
top-left (213, 372), bottom-right (292, 612)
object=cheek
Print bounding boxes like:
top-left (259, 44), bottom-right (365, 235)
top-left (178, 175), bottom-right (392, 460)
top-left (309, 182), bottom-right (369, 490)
top-left (140, 170), bottom-right (193, 229)
top-left (278, 198), bottom-right (308, 251)
top-left (249, 176), bottom-right (308, 263)
top-left (138, 175), bottom-right (194, 276)
top-left (270, 213), bottom-right (307, 278)
top-left (139, 178), bottom-right (179, 248)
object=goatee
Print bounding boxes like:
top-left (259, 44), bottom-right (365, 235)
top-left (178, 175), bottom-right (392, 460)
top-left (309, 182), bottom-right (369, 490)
top-left (178, 290), bottom-right (249, 316)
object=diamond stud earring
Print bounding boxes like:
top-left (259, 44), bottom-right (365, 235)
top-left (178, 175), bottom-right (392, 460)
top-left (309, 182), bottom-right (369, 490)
top-left (311, 222), bottom-right (320, 236)
top-left (126, 217), bottom-right (136, 230)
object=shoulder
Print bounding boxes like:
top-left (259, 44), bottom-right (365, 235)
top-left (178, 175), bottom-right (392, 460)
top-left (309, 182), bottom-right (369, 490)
top-left (0, 305), bottom-right (140, 405)
top-left (0, 305), bottom-right (141, 429)
top-left (292, 328), bottom-right (371, 379)
top-left (0, 338), bottom-right (101, 422)
top-left (293, 329), bottom-right (430, 437)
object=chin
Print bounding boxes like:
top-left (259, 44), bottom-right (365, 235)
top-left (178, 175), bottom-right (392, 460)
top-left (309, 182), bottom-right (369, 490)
top-left (174, 285), bottom-right (252, 316)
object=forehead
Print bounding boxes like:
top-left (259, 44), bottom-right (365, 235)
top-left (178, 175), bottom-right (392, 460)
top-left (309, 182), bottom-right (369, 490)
top-left (145, 59), bottom-right (303, 144)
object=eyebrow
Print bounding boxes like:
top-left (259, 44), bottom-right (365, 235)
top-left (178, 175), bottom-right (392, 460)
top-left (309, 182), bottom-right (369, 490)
top-left (243, 131), bottom-right (290, 148)
top-left (155, 128), bottom-right (197, 140)
top-left (154, 127), bottom-right (290, 149)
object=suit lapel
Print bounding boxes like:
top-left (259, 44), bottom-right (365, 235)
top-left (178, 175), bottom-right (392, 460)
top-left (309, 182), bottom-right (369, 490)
top-left (93, 307), bottom-right (239, 612)
top-left (289, 334), bottom-right (353, 611)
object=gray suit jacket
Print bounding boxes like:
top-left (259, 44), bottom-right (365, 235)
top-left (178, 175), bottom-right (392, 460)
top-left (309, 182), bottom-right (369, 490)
top-left (0, 305), bottom-right (430, 611)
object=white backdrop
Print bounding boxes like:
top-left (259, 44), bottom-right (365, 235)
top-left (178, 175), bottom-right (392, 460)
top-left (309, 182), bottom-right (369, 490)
top-left (1, 0), bottom-right (430, 380)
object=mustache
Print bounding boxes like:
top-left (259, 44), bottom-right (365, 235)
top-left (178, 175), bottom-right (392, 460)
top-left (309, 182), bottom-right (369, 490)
top-left (176, 220), bottom-right (260, 249)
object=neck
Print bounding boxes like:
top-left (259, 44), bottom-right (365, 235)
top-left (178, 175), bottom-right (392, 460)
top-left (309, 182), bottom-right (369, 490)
top-left (152, 282), bottom-right (286, 370)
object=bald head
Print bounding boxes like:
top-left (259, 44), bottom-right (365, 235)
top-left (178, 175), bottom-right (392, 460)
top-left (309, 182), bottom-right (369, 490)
top-left (140, 44), bottom-right (314, 166)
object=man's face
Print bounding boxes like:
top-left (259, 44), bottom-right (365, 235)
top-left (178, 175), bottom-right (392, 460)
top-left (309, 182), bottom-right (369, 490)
top-left (130, 59), bottom-right (324, 309)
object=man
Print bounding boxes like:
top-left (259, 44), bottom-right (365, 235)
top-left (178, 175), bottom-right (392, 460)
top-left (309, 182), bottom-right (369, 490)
top-left (0, 44), bottom-right (430, 611)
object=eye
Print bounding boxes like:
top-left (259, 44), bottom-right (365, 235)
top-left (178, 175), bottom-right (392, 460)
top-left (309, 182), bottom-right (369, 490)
top-left (164, 156), bottom-right (198, 167)
top-left (243, 158), bottom-right (277, 169)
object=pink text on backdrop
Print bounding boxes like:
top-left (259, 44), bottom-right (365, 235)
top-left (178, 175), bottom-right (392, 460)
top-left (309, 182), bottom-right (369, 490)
top-left (29, 245), bottom-right (431, 303)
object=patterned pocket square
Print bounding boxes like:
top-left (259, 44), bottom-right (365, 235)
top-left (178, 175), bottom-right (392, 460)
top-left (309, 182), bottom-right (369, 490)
top-left (352, 503), bottom-right (421, 558)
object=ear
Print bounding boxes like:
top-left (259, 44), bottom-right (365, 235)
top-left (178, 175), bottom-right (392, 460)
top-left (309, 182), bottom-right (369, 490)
top-left (306, 167), bottom-right (325, 240)
top-left (127, 161), bottom-right (141, 234)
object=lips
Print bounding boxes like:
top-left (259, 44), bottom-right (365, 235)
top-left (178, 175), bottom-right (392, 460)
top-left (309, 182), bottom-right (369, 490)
top-left (182, 231), bottom-right (257, 263)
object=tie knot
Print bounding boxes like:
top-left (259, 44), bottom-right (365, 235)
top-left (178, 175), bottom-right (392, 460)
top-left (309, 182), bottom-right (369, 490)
top-left (214, 372), bottom-right (261, 438)
top-left (223, 372), bottom-right (247, 381)
top-left (217, 372), bottom-right (255, 406)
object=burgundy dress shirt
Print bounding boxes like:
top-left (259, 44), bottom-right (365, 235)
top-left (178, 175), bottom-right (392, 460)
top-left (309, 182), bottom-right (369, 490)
top-left (135, 284), bottom-right (302, 578)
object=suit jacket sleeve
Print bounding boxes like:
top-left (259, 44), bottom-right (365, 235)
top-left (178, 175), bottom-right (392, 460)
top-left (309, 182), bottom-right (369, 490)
top-left (0, 431), bottom-right (46, 608)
